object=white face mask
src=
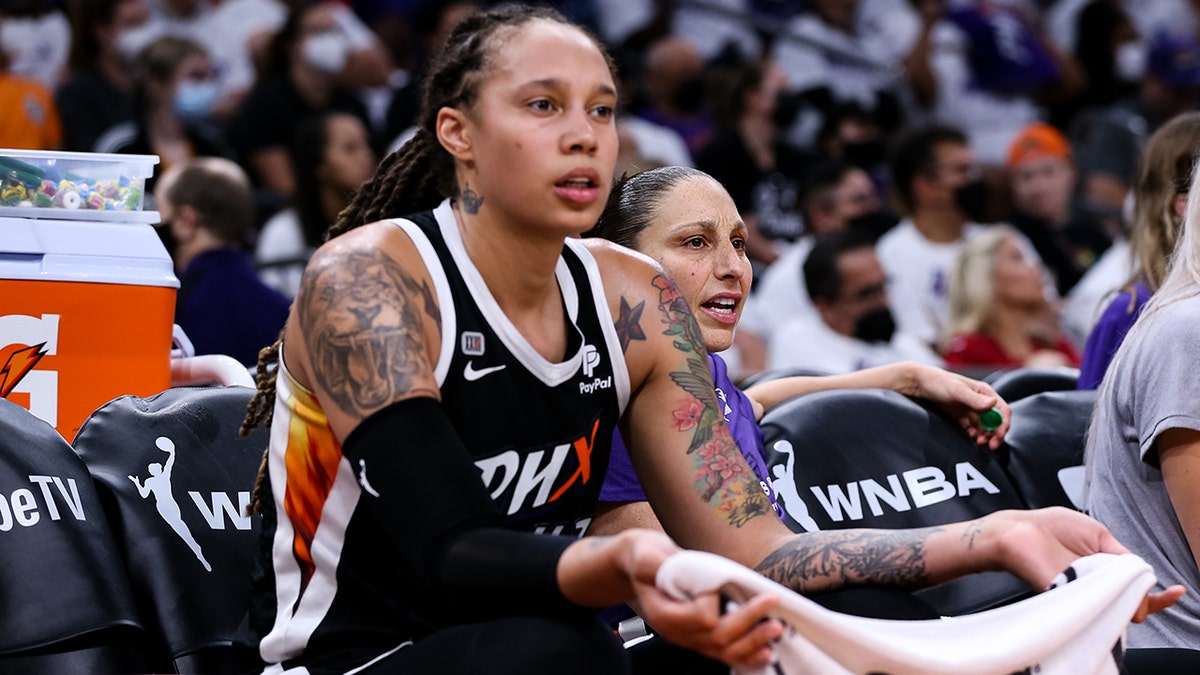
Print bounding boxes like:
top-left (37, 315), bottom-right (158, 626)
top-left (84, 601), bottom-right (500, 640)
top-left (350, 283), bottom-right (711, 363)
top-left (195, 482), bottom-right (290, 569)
top-left (115, 26), bottom-right (150, 63)
top-left (1115, 42), bottom-right (1146, 82)
top-left (302, 31), bottom-right (349, 74)
top-left (173, 79), bottom-right (220, 120)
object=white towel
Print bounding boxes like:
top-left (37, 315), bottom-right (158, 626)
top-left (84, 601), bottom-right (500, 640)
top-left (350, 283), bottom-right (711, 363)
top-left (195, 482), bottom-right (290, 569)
top-left (657, 551), bottom-right (1157, 675)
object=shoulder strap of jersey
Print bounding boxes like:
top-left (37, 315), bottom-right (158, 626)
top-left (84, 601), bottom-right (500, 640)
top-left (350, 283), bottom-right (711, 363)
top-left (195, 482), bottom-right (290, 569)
top-left (387, 209), bottom-right (456, 387)
top-left (562, 238), bottom-right (631, 414)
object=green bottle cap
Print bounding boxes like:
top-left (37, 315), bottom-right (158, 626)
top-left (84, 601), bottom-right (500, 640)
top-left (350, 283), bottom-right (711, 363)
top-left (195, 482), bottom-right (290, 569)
top-left (980, 408), bottom-right (1003, 432)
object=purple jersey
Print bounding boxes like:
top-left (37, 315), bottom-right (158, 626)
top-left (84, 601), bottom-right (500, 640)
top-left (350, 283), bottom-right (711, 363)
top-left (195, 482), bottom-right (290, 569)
top-left (598, 354), bottom-right (782, 518)
top-left (1078, 282), bottom-right (1152, 390)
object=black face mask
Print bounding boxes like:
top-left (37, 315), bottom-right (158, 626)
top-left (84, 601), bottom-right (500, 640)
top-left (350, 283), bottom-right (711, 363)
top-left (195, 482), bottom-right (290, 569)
top-left (853, 306), bottom-right (896, 343)
top-left (672, 75), bottom-right (706, 114)
top-left (772, 91), bottom-right (803, 129)
top-left (953, 179), bottom-right (989, 223)
top-left (847, 210), bottom-right (897, 237)
top-left (842, 140), bottom-right (886, 169)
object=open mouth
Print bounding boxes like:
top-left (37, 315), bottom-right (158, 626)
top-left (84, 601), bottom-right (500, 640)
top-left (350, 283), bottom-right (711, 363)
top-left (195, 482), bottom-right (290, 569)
top-left (700, 296), bottom-right (734, 312)
top-left (554, 175), bottom-right (600, 204)
top-left (700, 298), bottom-right (738, 321)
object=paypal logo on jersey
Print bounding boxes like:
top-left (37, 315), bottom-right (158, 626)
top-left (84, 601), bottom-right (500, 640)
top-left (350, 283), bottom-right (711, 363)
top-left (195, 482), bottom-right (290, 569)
top-left (581, 343), bottom-right (600, 377)
top-left (578, 343), bottom-right (611, 395)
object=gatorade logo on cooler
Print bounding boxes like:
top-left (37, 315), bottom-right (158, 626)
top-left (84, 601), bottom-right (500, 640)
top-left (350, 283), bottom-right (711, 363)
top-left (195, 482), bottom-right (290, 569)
top-left (0, 313), bottom-right (59, 428)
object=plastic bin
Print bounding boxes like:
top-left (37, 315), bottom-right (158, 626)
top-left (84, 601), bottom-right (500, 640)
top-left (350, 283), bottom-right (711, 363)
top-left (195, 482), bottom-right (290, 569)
top-left (0, 149), bottom-right (158, 223)
top-left (0, 216), bottom-right (178, 440)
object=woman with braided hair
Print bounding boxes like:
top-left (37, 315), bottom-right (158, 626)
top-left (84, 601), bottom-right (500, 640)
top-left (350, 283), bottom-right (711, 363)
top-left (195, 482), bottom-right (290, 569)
top-left (240, 5), bottom-right (1179, 674)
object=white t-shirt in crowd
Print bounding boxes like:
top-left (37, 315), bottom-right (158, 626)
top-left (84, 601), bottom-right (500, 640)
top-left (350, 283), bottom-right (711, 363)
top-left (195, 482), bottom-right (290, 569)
top-left (875, 219), bottom-right (987, 347)
top-left (1062, 238), bottom-right (1132, 350)
top-left (672, 0), bottom-right (761, 59)
top-left (740, 237), bottom-right (816, 341)
top-left (255, 207), bottom-right (313, 300)
top-left (767, 312), bottom-right (943, 374)
top-left (772, 2), bottom-right (912, 108)
top-left (0, 10), bottom-right (70, 90)
top-left (620, 117), bottom-right (694, 168)
top-left (925, 18), bottom-right (1040, 166)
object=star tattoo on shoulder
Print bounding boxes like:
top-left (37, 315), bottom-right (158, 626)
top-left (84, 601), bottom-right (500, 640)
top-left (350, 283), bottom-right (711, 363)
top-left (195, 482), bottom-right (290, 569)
top-left (615, 297), bottom-right (646, 352)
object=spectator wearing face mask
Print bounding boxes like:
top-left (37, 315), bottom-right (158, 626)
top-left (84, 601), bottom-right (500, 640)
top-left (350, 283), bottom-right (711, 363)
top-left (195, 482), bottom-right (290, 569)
top-left (1047, 0), bottom-right (1140, 130)
top-left (1076, 31), bottom-right (1200, 216)
top-left (92, 36), bottom-right (231, 188)
top-left (740, 159), bottom-right (888, 349)
top-left (767, 229), bottom-right (943, 374)
top-left (226, 2), bottom-right (371, 201)
top-left (57, 0), bottom-right (148, 151)
top-left (876, 125), bottom-right (994, 348)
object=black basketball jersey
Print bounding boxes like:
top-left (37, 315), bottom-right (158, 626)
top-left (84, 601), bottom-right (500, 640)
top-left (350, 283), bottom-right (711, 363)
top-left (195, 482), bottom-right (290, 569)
top-left (255, 200), bottom-right (630, 673)
top-left (406, 203), bottom-right (629, 536)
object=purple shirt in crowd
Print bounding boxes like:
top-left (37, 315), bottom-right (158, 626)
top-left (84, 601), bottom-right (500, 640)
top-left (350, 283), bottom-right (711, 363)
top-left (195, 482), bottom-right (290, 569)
top-left (1078, 282), bottom-right (1152, 390)
top-left (599, 354), bottom-right (782, 518)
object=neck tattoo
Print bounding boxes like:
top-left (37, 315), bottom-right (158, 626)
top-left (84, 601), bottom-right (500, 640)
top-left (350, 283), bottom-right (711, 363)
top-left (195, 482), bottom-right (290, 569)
top-left (461, 182), bottom-right (483, 215)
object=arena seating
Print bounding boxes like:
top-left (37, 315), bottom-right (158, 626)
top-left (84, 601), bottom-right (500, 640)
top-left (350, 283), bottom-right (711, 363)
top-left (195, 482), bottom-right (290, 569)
top-left (986, 366), bottom-right (1080, 403)
top-left (759, 388), bottom-right (1034, 614)
top-left (72, 386), bottom-right (266, 674)
top-left (0, 399), bottom-right (146, 674)
top-left (999, 389), bottom-right (1096, 511)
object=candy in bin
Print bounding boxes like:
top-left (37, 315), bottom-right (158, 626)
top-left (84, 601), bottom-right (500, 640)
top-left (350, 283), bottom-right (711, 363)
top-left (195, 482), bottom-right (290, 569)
top-left (54, 180), bottom-right (82, 209)
top-left (0, 150), bottom-right (158, 214)
top-left (1, 172), bottom-right (29, 206)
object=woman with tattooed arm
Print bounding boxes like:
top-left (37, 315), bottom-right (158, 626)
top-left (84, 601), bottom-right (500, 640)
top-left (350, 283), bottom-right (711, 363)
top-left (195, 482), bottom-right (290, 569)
top-left (586, 166), bottom-right (1016, 541)
top-left (239, 7), bottom-right (1179, 675)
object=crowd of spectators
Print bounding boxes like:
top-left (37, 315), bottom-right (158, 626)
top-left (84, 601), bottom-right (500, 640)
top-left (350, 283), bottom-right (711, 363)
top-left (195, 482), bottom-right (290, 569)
top-left (5, 0), bottom-right (1200, 376)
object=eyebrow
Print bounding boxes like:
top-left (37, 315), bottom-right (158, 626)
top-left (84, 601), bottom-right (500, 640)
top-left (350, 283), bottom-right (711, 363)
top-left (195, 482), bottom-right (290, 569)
top-left (519, 78), bottom-right (617, 98)
top-left (666, 219), bottom-right (748, 235)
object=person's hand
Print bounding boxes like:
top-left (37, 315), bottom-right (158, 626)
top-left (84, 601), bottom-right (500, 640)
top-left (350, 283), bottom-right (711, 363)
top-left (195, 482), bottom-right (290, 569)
top-left (909, 365), bottom-right (1010, 449)
top-left (981, 508), bottom-right (1185, 619)
top-left (622, 531), bottom-right (785, 668)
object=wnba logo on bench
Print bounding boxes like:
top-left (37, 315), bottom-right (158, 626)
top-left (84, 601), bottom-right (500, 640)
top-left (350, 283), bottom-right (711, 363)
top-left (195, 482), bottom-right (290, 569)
top-left (769, 440), bottom-right (1001, 526)
top-left (129, 435), bottom-right (253, 572)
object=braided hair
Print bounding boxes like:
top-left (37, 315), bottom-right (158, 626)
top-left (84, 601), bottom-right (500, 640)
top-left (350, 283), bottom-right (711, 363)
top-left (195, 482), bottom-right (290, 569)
top-left (241, 5), bottom-right (617, 506)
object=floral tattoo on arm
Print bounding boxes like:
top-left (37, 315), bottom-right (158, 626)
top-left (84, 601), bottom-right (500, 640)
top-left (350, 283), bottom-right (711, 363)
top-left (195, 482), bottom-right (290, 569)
top-left (754, 527), bottom-right (939, 592)
top-left (650, 274), bottom-right (770, 527)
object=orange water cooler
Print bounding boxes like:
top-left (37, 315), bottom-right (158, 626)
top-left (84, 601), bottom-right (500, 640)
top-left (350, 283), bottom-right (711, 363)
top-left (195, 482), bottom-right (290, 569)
top-left (0, 150), bottom-right (176, 440)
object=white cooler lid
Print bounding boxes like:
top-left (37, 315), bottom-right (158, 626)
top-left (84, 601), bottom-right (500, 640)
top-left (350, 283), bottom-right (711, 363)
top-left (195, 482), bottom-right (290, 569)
top-left (0, 217), bottom-right (179, 289)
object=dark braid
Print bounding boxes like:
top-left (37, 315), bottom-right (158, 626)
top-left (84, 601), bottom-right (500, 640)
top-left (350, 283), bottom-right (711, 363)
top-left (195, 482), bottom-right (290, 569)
top-left (243, 5), bottom-right (616, 509)
top-left (242, 331), bottom-right (282, 515)
top-left (240, 329), bottom-right (283, 438)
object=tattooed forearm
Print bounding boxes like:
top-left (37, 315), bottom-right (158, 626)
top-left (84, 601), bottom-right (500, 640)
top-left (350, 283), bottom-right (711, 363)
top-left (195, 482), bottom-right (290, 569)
top-left (299, 248), bottom-right (439, 415)
top-left (651, 273), bottom-right (769, 527)
top-left (961, 522), bottom-right (983, 549)
top-left (754, 528), bottom-right (942, 593)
